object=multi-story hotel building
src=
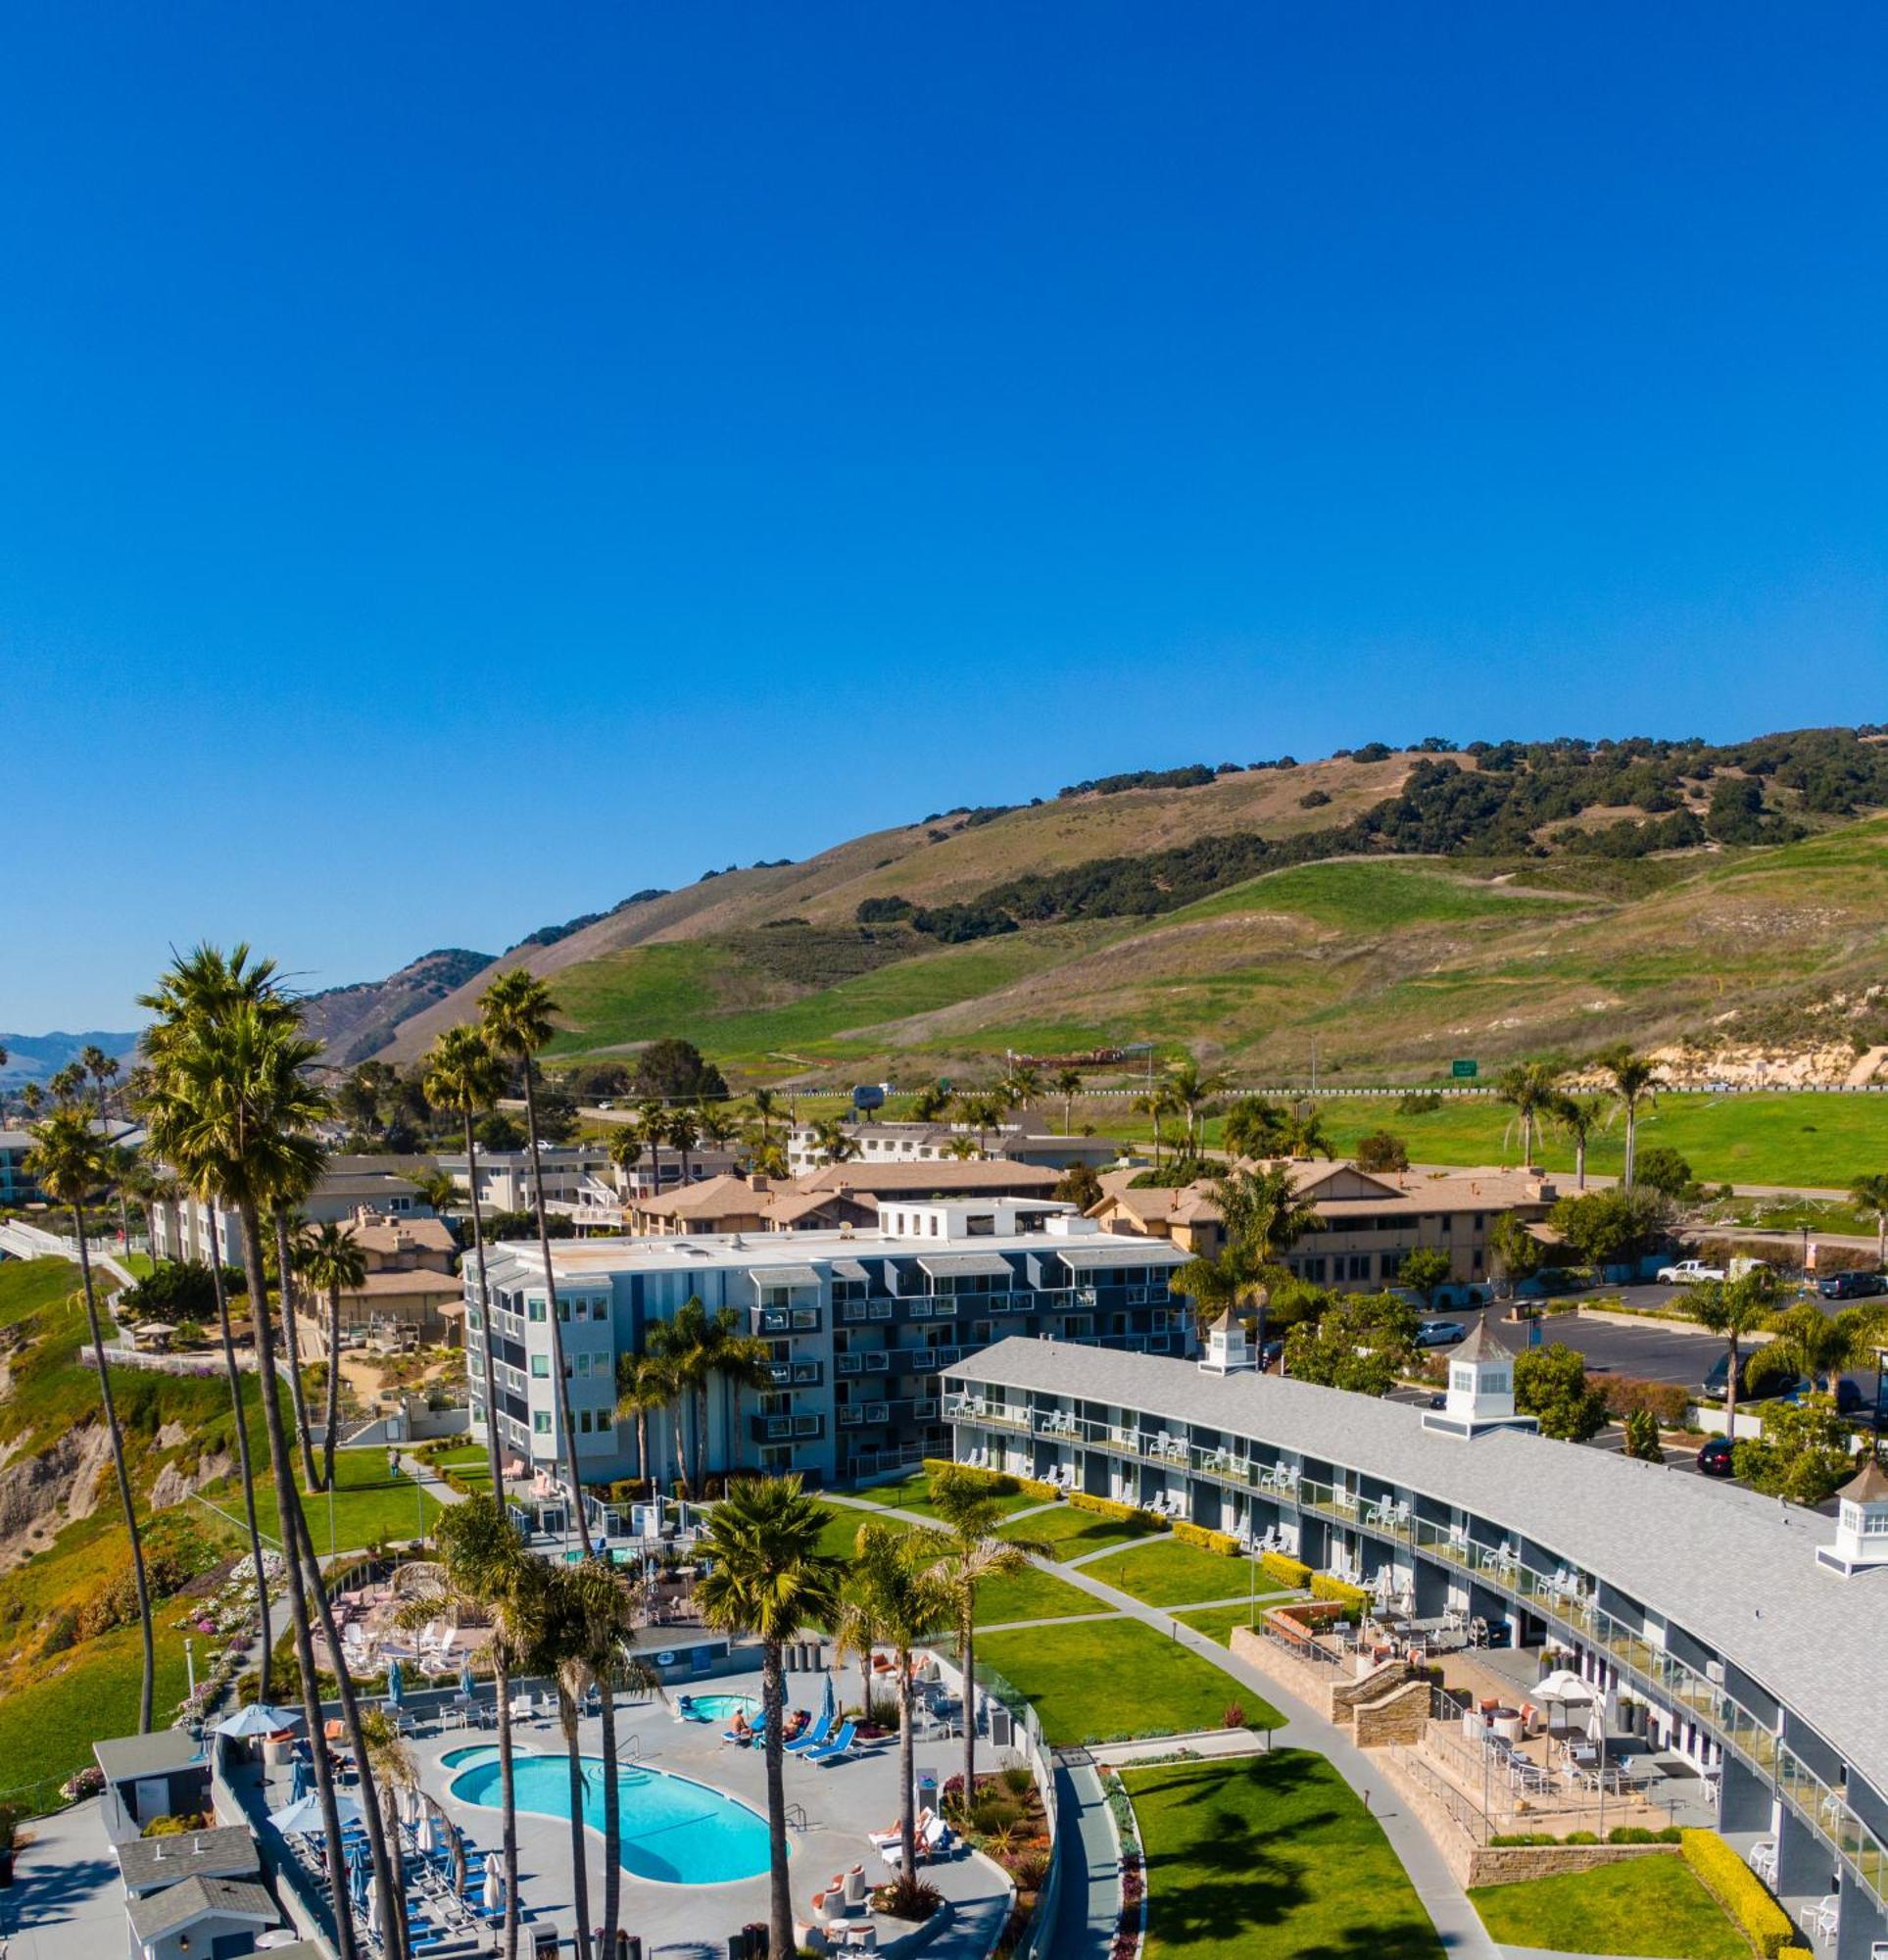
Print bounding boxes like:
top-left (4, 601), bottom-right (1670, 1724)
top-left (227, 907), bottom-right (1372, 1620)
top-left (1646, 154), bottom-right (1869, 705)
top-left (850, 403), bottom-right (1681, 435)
top-left (462, 1199), bottom-right (1190, 1486)
top-left (944, 1333), bottom-right (1888, 1958)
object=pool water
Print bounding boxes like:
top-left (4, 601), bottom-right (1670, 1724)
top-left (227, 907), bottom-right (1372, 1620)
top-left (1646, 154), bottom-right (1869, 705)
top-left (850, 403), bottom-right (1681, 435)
top-left (679, 1692), bottom-right (759, 1724)
top-left (449, 1752), bottom-right (772, 1886)
top-left (441, 1745), bottom-right (500, 1769)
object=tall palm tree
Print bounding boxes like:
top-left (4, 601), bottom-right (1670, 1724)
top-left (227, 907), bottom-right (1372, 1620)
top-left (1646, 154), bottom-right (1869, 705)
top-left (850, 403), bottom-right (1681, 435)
top-left (1766, 1300), bottom-right (1874, 1395)
top-left (1688, 1269), bottom-right (1778, 1445)
top-left (914, 1471), bottom-right (1047, 1812)
top-left (1496, 1058), bottom-right (1564, 1167)
top-left (24, 1110), bottom-right (155, 1733)
top-left (1274, 1104), bottom-right (1333, 1161)
top-left (832, 1559), bottom-right (892, 1727)
top-left (697, 1477), bottom-right (846, 1960)
top-left (1221, 1097), bottom-right (1286, 1163)
top-left (810, 1116), bottom-right (856, 1167)
top-left (479, 971), bottom-right (589, 1551)
top-left (1551, 1091), bottom-right (1609, 1191)
top-left (140, 967), bottom-right (399, 1960)
top-left (1598, 1046), bottom-right (1664, 1190)
top-left (295, 1220), bottom-right (366, 1492)
top-left (1162, 1056), bottom-right (1230, 1155)
top-left (1051, 1067), bottom-right (1083, 1135)
top-left (1207, 1164), bottom-right (1321, 1355)
top-left (605, 1127), bottom-right (644, 1211)
top-left (850, 1525), bottom-right (953, 1878)
top-left (615, 1350), bottom-right (679, 1491)
top-left (747, 1087), bottom-right (783, 1145)
top-left (1131, 1089), bottom-right (1167, 1171)
top-left (909, 1079), bottom-right (951, 1123)
top-left (421, 1025), bottom-right (508, 1486)
top-left (695, 1096), bottom-right (739, 1160)
top-left (1000, 1063), bottom-right (1041, 1113)
top-left (271, 1189), bottom-right (323, 1494)
top-left (1848, 1173), bottom-right (1888, 1268)
top-left (665, 1106), bottom-right (701, 1182)
top-left (409, 1497), bottom-right (539, 1960)
top-left (80, 1043), bottom-right (121, 1125)
top-left (694, 1303), bottom-right (777, 1489)
top-left (635, 1100), bottom-right (668, 1193)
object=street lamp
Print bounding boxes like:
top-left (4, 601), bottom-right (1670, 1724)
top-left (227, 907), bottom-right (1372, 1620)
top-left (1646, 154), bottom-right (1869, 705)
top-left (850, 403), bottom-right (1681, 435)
top-left (184, 1638), bottom-right (196, 1700)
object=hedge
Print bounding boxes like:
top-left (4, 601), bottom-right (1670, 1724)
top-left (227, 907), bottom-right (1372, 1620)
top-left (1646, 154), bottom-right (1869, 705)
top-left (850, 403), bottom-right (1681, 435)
top-left (1680, 1830), bottom-right (1797, 1959)
top-left (1172, 1519), bottom-right (1241, 1557)
top-left (1310, 1574), bottom-right (1371, 1617)
top-left (1601, 1376), bottom-right (1692, 1427)
top-left (1260, 1551), bottom-right (1312, 1590)
top-left (1489, 1828), bottom-right (1682, 1845)
top-left (1069, 1490), bottom-right (1167, 1531)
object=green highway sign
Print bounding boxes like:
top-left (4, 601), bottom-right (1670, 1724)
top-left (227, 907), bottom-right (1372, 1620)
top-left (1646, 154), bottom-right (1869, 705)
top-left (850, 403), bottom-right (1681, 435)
top-left (1451, 1059), bottom-right (1478, 1079)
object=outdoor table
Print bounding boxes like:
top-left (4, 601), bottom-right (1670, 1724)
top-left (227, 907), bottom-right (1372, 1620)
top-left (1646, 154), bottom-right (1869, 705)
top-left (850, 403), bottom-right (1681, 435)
top-left (1489, 1707), bottom-right (1523, 1741)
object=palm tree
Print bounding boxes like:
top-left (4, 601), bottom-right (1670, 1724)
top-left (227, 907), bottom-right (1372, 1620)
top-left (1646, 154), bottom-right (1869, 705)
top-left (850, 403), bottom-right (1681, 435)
top-left (24, 1110), bottom-right (155, 1733)
top-left (1598, 1046), bottom-right (1664, 1190)
top-left (952, 1093), bottom-right (1003, 1154)
top-left (422, 1025), bottom-right (508, 1489)
top-left (909, 1080), bottom-right (952, 1123)
top-left (702, 1313), bottom-right (778, 1487)
top-left (695, 1097), bottom-right (739, 1159)
top-left (1210, 1164), bottom-right (1321, 1356)
top-left (943, 1135), bottom-right (981, 1162)
top-left (1274, 1104), bottom-right (1333, 1160)
top-left (80, 1043), bottom-right (121, 1125)
top-left (1000, 1063), bottom-right (1041, 1113)
top-left (747, 1087), bottom-right (783, 1145)
top-left (644, 1314), bottom-right (699, 1495)
top-left (810, 1115), bottom-right (857, 1166)
top-left (697, 1477), bottom-right (846, 1960)
top-left (1163, 1056), bottom-right (1231, 1155)
top-left (747, 1135), bottom-right (788, 1180)
top-left (1688, 1269), bottom-right (1778, 1445)
top-left (405, 1168), bottom-right (460, 1214)
top-left (1131, 1090), bottom-right (1167, 1172)
top-left (849, 1525), bottom-right (952, 1878)
top-left (139, 962), bottom-right (400, 1960)
top-left (270, 1188), bottom-right (323, 1494)
top-left (615, 1350), bottom-right (679, 1491)
top-left (666, 1106), bottom-right (701, 1182)
top-left (635, 1100), bottom-right (668, 1193)
top-left (1050, 1067), bottom-right (1083, 1135)
top-left (1551, 1092), bottom-right (1609, 1191)
top-left (479, 971), bottom-right (589, 1552)
top-left (296, 1221), bottom-right (366, 1493)
top-left (1848, 1173), bottom-right (1888, 1268)
top-left (1766, 1300), bottom-right (1873, 1394)
top-left (831, 1559), bottom-right (892, 1728)
top-left (1496, 1058), bottom-right (1564, 1167)
top-left (914, 1470), bottom-right (1047, 1812)
top-left (410, 1497), bottom-right (538, 1960)
top-left (1221, 1097), bottom-right (1286, 1163)
top-left (605, 1127), bottom-right (644, 1210)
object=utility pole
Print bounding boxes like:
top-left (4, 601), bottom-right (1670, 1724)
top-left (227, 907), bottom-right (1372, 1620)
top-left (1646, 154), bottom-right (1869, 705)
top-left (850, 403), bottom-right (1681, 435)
top-left (1311, 1039), bottom-right (1318, 1096)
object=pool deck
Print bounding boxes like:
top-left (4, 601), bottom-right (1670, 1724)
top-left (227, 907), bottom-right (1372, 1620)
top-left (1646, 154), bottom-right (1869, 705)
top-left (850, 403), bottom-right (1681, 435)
top-left (412, 1665), bottom-right (1013, 1957)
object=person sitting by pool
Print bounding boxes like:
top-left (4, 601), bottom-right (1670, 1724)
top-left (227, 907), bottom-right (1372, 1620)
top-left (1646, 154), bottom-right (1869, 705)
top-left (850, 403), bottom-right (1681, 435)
top-left (783, 1709), bottom-right (809, 1742)
top-left (729, 1709), bottom-right (752, 1743)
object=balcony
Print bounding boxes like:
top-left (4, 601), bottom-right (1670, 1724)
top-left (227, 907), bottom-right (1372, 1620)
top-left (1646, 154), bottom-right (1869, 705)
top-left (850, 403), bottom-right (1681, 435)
top-left (749, 1412), bottom-right (827, 1444)
top-left (943, 1393), bottom-right (1030, 1431)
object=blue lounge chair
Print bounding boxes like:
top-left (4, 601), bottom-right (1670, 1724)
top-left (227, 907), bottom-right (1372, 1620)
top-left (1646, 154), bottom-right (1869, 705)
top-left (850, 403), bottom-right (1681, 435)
top-left (804, 1719), bottom-right (858, 1767)
top-left (723, 1709), bottom-right (767, 1744)
top-left (785, 1708), bottom-right (836, 1754)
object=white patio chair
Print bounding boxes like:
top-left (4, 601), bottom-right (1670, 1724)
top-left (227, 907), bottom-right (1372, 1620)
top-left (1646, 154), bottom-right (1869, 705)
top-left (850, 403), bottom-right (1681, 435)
top-left (1811, 1895), bottom-right (1840, 1941)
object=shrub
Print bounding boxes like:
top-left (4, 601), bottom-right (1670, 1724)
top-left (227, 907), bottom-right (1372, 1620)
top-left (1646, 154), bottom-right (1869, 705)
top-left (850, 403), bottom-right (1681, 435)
top-left (1622, 1408), bottom-right (1664, 1460)
top-left (1310, 1574), bottom-right (1371, 1617)
top-left (1603, 1376), bottom-right (1691, 1427)
top-left (1222, 1702), bottom-right (1246, 1729)
top-left (1069, 1491), bottom-right (1165, 1531)
top-left (1000, 1764), bottom-right (1034, 1797)
top-left (1565, 1831), bottom-right (1599, 1844)
top-left (1172, 1519), bottom-right (1240, 1556)
top-left (1680, 1829), bottom-right (1797, 1958)
top-left (1354, 1129), bottom-right (1411, 1173)
top-left (1260, 1550), bottom-right (1311, 1590)
top-left (871, 1874), bottom-right (944, 1922)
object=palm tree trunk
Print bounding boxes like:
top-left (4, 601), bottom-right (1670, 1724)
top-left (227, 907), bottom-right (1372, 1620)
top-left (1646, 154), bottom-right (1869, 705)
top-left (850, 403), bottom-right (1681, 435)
top-left (1575, 1135), bottom-right (1588, 1192)
top-left (273, 1211), bottom-right (322, 1492)
top-left (600, 1674), bottom-right (622, 1959)
top-left (898, 1645), bottom-right (917, 1876)
top-left (463, 1108), bottom-right (505, 1496)
top-left (960, 1601), bottom-right (977, 1815)
top-left (493, 1641), bottom-right (521, 1960)
top-left (207, 1210), bottom-right (271, 1701)
top-left (763, 1637), bottom-right (793, 1960)
top-left (635, 1406), bottom-right (650, 1489)
top-left (1622, 1103), bottom-right (1638, 1190)
top-left (559, 1690), bottom-right (594, 1960)
top-left (322, 1280), bottom-right (343, 1494)
top-left (1724, 1336), bottom-right (1740, 1447)
top-left (235, 1201), bottom-right (363, 1960)
top-left (73, 1214), bottom-right (154, 1733)
top-left (519, 1062), bottom-right (591, 1555)
top-left (669, 1400), bottom-right (687, 1501)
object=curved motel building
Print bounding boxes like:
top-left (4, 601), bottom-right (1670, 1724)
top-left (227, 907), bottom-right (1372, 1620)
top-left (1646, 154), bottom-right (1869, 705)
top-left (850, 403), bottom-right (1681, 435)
top-left (944, 1329), bottom-right (1888, 1958)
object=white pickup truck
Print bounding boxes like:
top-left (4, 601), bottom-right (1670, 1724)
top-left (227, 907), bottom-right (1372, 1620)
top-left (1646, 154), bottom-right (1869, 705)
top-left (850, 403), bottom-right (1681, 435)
top-left (1656, 1258), bottom-right (1725, 1285)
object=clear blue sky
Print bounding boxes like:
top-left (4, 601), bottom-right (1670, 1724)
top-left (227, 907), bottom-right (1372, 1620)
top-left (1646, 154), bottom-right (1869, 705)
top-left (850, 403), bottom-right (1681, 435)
top-left (3, 4), bottom-right (1883, 1030)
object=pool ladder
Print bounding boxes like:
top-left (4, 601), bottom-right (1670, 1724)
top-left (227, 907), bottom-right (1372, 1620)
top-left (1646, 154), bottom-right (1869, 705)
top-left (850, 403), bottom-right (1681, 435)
top-left (785, 1803), bottom-right (808, 1834)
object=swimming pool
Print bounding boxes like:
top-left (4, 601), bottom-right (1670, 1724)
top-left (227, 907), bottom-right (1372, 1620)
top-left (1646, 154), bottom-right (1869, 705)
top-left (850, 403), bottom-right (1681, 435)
top-left (440, 1744), bottom-right (500, 1770)
top-left (448, 1751), bottom-right (772, 1886)
top-left (678, 1692), bottom-right (759, 1724)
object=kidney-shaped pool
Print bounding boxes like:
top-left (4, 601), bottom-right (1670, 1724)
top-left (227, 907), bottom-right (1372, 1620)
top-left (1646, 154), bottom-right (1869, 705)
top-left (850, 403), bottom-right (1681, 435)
top-left (449, 1750), bottom-right (773, 1886)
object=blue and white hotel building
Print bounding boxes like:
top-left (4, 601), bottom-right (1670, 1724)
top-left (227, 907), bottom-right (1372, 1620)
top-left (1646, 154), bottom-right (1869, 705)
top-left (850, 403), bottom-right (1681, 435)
top-left (944, 1328), bottom-right (1888, 1959)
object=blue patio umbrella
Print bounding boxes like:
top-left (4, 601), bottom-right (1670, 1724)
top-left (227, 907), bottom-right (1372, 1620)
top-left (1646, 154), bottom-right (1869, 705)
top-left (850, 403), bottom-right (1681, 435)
top-left (289, 1756), bottom-right (311, 1804)
top-left (349, 1841), bottom-right (369, 1913)
top-left (386, 1657), bottom-right (405, 1709)
top-left (460, 1652), bottom-right (475, 1699)
top-left (817, 1671), bottom-right (836, 1731)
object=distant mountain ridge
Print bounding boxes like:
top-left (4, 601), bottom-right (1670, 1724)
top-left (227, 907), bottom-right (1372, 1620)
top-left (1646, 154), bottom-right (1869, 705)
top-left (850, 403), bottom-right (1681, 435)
top-left (296, 948), bottom-right (496, 1066)
top-left (0, 1031), bottom-right (142, 1086)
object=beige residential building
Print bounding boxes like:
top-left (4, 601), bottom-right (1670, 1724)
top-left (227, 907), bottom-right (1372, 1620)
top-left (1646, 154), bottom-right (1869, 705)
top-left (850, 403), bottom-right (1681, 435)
top-left (294, 1205), bottom-right (464, 1346)
top-left (1089, 1160), bottom-right (1558, 1293)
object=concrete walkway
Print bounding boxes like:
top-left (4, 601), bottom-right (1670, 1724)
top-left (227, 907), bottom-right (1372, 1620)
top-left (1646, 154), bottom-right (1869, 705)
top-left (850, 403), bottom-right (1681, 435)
top-left (0, 1798), bottom-right (124, 1960)
top-left (1051, 1761), bottom-right (1122, 1960)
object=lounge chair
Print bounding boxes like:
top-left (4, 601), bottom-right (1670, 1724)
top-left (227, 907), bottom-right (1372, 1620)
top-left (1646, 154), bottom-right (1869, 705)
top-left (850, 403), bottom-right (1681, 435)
top-left (786, 1708), bottom-right (837, 1754)
top-left (724, 1709), bottom-right (767, 1744)
top-left (804, 1720), bottom-right (858, 1767)
top-left (868, 1807), bottom-right (934, 1851)
top-left (880, 1815), bottom-right (953, 1868)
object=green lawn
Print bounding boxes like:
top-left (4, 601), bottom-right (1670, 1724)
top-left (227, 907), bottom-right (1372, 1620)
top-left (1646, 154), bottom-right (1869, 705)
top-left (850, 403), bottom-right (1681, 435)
top-left (1082, 1537), bottom-right (1259, 1608)
top-left (1002, 1503), bottom-right (1165, 1560)
top-left (199, 1442), bottom-right (443, 1557)
top-left (850, 1470), bottom-right (1043, 1520)
top-left (977, 1617), bottom-right (1279, 1744)
top-left (423, 1442), bottom-right (495, 1494)
top-left (975, 1564), bottom-right (1111, 1626)
top-left (0, 1255), bottom-right (84, 1328)
top-left (1174, 1599), bottom-right (1295, 1646)
top-left (1127, 1752), bottom-right (1444, 1960)
top-left (1469, 1858), bottom-right (1745, 1960)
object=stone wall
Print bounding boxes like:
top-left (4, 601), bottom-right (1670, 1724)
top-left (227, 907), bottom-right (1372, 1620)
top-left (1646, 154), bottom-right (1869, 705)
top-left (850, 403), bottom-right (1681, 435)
top-left (1351, 1679), bottom-right (1430, 1748)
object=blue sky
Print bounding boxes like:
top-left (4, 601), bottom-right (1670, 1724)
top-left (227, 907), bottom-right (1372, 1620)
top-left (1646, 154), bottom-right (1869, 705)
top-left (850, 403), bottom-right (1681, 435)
top-left (2, 4), bottom-right (1883, 1029)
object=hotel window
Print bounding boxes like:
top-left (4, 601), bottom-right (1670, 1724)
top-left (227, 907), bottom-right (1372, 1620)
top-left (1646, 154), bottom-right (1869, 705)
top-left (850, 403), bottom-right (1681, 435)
top-left (576, 1353), bottom-right (591, 1377)
top-left (528, 1298), bottom-right (547, 1323)
top-left (531, 1355), bottom-right (550, 1378)
top-left (533, 1411), bottom-right (553, 1434)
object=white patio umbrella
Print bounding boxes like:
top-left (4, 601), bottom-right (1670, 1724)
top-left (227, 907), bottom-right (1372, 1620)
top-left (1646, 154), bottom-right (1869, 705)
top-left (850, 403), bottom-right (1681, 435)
top-left (1533, 1669), bottom-right (1597, 1737)
top-left (216, 1702), bottom-right (304, 1738)
top-left (268, 1789), bottom-right (365, 1835)
top-left (483, 1860), bottom-right (504, 1912)
top-left (416, 1808), bottom-right (440, 1857)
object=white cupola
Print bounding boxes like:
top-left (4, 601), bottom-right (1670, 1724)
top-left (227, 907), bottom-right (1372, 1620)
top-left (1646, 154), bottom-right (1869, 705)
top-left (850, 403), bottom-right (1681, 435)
top-left (1422, 1321), bottom-right (1538, 1440)
top-left (1199, 1305), bottom-right (1254, 1375)
top-left (1815, 1457), bottom-right (1888, 1576)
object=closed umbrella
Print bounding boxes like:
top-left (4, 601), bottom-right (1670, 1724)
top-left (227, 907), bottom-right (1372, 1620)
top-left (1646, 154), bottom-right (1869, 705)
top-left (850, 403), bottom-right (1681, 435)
top-left (415, 1808), bottom-right (439, 1857)
top-left (349, 1842), bottom-right (369, 1913)
top-left (288, 1757), bottom-right (311, 1804)
top-left (482, 1860), bottom-right (504, 1913)
top-left (460, 1652), bottom-right (475, 1700)
top-left (386, 1657), bottom-right (405, 1710)
top-left (818, 1672), bottom-right (836, 1732)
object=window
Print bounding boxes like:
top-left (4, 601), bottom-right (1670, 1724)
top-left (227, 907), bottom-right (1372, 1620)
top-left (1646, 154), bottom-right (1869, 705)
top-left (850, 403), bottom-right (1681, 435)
top-left (533, 1411), bottom-right (553, 1434)
top-left (557, 1299), bottom-right (570, 1322)
top-left (576, 1353), bottom-right (592, 1377)
top-left (528, 1298), bottom-right (547, 1323)
top-left (530, 1355), bottom-right (550, 1379)
top-left (578, 1409), bottom-right (593, 1433)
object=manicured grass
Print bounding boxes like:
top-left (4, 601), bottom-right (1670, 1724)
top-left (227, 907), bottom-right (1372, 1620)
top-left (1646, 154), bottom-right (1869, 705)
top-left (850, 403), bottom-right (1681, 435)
top-left (1469, 1857), bottom-right (1745, 1959)
top-left (1002, 1503), bottom-right (1164, 1560)
top-left (976, 1617), bottom-right (1279, 1744)
top-left (0, 1255), bottom-right (84, 1328)
top-left (422, 1442), bottom-right (495, 1494)
top-left (974, 1564), bottom-right (1111, 1626)
top-left (1082, 1537), bottom-right (1259, 1609)
top-left (1174, 1599), bottom-right (1295, 1646)
top-left (200, 1442), bottom-right (444, 1557)
top-left (1126, 1751), bottom-right (1444, 1960)
top-left (850, 1470), bottom-right (1041, 1519)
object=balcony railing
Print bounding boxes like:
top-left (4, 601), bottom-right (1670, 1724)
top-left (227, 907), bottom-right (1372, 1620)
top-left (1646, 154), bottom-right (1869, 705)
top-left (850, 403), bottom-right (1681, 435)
top-left (943, 1393), bottom-right (1030, 1431)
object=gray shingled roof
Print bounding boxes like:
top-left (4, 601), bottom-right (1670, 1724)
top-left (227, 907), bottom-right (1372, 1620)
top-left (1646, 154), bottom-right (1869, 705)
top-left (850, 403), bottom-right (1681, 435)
top-left (117, 1825), bottom-right (260, 1894)
top-left (947, 1338), bottom-right (1888, 1797)
top-left (94, 1729), bottom-right (207, 1783)
top-left (126, 1875), bottom-right (278, 1942)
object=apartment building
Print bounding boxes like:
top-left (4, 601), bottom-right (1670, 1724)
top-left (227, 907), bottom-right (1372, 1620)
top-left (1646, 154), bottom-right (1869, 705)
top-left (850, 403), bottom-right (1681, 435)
top-left (149, 1156), bottom-right (439, 1265)
top-left (462, 1199), bottom-right (1191, 1488)
top-left (946, 1336), bottom-right (1888, 1959)
top-left (1089, 1160), bottom-right (1559, 1294)
top-left (786, 1119), bottom-right (1124, 1176)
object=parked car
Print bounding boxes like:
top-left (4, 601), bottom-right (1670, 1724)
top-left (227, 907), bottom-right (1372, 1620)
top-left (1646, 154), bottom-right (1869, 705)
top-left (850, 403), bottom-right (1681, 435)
top-left (1658, 1259), bottom-right (1726, 1285)
top-left (1835, 1379), bottom-right (1884, 1427)
top-left (1415, 1318), bottom-right (1468, 1348)
top-left (1698, 1353), bottom-right (1811, 1403)
top-left (1817, 1270), bottom-right (1887, 1300)
top-left (1696, 1437), bottom-right (1737, 1478)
